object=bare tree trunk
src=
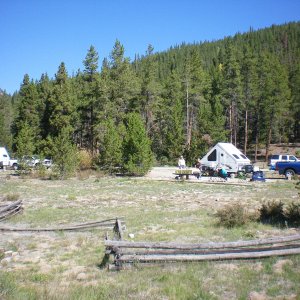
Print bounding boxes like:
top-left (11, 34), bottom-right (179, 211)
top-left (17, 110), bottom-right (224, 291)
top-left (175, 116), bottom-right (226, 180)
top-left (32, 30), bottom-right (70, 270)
top-left (244, 110), bottom-right (248, 155)
top-left (265, 126), bottom-right (272, 163)
top-left (254, 114), bottom-right (259, 163)
top-left (186, 83), bottom-right (191, 148)
top-left (265, 111), bottom-right (274, 162)
top-left (233, 101), bottom-right (237, 147)
top-left (229, 104), bottom-right (233, 144)
top-left (244, 109), bottom-right (248, 155)
top-left (145, 92), bottom-right (153, 135)
top-left (186, 107), bottom-right (193, 149)
top-left (90, 104), bottom-right (94, 155)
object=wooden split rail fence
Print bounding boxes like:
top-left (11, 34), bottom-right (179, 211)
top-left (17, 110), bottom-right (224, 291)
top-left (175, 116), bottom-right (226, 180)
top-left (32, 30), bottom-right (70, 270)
top-left (0, 216), bottom-right (125, 232)
top-left (0, 200), bottom-right (23, 221)
top-left (104, 234), bottom-right (300, 270)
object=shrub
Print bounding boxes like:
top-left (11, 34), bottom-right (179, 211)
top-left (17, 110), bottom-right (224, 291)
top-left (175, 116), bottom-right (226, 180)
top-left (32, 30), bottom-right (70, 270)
top-left (99, 118), bottom-right (123, 174)
top-left (15, 160), bottom-right (32, 176)
top-left (296, 180), bottom-right (300, 197)
top-left (216, 203), bottom-right (251, 228)
top-left (52, 127), bottom-right (79, 179)
top-left (67, 194), bottom-right (77, 201)
top-left (77, 169), bottom-right (91, 180)
top-left (78, 150), bottom-right (93, 170)
top-left (36, 164), bottom-right (51, 179)
top-left (159, 156), bottom-right (170, 166)
top-left (5, 193), bottom-right (20, 201)
top-left (284, 202), bottom-right (300, 227)
top-left (259, 200), bottom-right (286, 226)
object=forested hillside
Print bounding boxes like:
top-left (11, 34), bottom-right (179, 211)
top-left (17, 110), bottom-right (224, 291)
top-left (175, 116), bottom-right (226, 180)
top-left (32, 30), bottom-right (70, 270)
top-left (0, 22), bottom-right (299, 171)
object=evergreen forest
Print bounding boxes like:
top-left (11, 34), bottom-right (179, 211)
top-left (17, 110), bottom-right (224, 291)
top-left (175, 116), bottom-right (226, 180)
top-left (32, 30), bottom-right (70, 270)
top-left (0, 22), bottom-right (299, 174)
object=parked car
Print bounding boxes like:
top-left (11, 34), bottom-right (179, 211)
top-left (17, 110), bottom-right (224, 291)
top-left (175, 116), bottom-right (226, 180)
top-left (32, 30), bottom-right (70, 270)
top-left (22, 155), bottom-right (40, 167)
top-left (42, 158), bottom-right (53, 169)
top-left (268, 154), bottom-right (299, 168)
top-left (275, 161), bottom-right (300, 178)
top-left (20, 155), bottom-right (53, 169)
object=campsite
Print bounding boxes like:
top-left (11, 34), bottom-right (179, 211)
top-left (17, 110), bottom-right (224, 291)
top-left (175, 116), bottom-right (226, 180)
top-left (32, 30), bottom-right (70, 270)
top-left (1, 167), bottom-right (300, 299)
top-left (1, 2), bottom-right (300, 298)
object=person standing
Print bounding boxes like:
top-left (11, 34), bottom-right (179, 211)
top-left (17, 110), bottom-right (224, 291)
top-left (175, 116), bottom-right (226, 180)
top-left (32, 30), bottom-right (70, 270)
top-left (195, 158), bottom-right (202, 178)
top-left (178, 155), bottom-right (186, 169)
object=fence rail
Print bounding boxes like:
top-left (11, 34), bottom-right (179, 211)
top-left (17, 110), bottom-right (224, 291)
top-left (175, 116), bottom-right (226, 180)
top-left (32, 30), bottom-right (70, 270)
top-left (104, 233), bottom-right (300, 270)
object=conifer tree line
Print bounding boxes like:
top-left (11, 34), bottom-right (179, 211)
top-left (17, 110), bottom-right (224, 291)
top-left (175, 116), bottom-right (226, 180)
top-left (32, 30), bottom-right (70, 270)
top-left (0, 22), bottom-right (299, 174)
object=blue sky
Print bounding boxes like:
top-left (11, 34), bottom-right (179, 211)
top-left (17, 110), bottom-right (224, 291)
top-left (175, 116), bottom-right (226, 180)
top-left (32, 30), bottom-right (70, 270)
top-left (1, 0), bottom-right (299, 94)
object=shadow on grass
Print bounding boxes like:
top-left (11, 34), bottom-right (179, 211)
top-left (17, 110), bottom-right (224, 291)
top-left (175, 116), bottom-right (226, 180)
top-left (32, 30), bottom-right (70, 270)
top-left (97, 254), bottom-right (111, 269)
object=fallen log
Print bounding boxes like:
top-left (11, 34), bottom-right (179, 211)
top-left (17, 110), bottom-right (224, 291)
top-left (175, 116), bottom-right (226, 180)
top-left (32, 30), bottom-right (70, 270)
top-left (117, 247), bottom-right (300, 263)
top-left (0, 205), bottom-right (23, 221)
top-left (0, 218), bottom-right (124, 232)
top-left (0, 201), bottom-right (23, 221)
top-left (117, 243), bottom-right (300, 256)
top-left (0, 200), bottom-right (22, 214)
top-left (105, 234), bottom-right (300, 250)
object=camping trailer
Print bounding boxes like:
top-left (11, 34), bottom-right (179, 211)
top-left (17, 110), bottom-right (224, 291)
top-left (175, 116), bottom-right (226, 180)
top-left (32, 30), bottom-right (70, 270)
top-left (0, 147), bottom-right (18, 169)
top-left (200, 142), bottom-right (251, 173)
top-left (0, 147), bottom-right (10, 167)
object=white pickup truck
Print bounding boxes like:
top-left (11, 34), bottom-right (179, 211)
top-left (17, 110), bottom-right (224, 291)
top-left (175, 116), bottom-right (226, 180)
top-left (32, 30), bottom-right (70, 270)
top-left (0, 147), bottom-right (18, 170)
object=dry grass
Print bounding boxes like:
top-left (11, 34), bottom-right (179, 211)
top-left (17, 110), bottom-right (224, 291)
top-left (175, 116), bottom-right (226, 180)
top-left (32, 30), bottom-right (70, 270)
top-left (0, 171), bottom-right (299, 299)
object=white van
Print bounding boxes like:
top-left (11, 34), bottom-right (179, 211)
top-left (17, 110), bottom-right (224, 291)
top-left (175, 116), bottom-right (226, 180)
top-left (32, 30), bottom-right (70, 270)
top-left (200, 142), bottom-right (251, 173)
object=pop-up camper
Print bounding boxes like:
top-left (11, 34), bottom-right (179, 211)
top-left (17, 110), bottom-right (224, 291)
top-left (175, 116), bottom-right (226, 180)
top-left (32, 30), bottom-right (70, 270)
top-left (200, 142), bottom-right (251, 173)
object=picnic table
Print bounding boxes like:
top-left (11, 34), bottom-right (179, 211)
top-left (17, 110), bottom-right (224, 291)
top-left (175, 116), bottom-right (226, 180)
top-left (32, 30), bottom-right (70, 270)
top-left (174, 169), bottom-right (198, 180)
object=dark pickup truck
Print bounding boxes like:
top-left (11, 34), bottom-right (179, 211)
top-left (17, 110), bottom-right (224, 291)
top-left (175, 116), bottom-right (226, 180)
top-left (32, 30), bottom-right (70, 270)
top-left (275, 161), bottom-right (300, 178)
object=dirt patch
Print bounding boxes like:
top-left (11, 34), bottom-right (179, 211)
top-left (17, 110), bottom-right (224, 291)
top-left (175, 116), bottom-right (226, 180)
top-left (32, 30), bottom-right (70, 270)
top-left (273, 259), bottom-right (293, 274)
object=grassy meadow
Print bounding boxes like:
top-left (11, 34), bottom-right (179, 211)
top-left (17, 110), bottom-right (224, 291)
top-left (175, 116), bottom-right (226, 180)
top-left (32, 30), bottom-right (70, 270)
top-left (0, 171), bottom-right (299, 299)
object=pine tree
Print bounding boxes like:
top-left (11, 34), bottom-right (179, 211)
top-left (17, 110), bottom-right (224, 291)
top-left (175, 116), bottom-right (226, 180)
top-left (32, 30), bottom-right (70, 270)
top-left (240, 45), bottom-right (259, 154)
top-left (13, 74), bottom-right (40, 154)
top-left (97, 57), bottom-right (111, 119)
top-left (52, 126), bottom-right (79, 179)
top-left (162, 70), bottom-right (185, 162)
top-left (0, 90), bottom-right (13, 149)
top-left (139, 45), bottom-right (162, 135)
top-left (183, 49), bottom-right (211, 148)
top-left (108, 40), bottom-right (140, 121)
top-left (258, 52), bottom-right (291, 160)
top-left (37, 73), bottom-right (53, 141)
top-left (209, 96), bottom-right (227, 143)
top-left (210, 63), bottom-right (227, 144)
top-left (100, 118), bottom-right (123, 173)
top-left (14, 121), bottom-right (36, 157)
top-left (222, 41), bottom-right (243, 146)
top-left (47, 63), bottom-right (77, 138)
top-left (289, 59), bottom-right (300, 142)
top-left (81, 45), bottom-right (100, 154)
top-left (122, 113), bottom-right (153, 176)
